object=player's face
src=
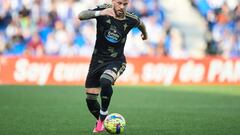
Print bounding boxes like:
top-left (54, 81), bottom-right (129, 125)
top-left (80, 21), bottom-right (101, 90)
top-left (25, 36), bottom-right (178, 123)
top-left (112, 0), bottom-right (128, 17)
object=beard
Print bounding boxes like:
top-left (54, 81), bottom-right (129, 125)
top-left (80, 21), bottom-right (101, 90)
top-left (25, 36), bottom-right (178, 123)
top-left (114, 8), bottom-right (125, 18)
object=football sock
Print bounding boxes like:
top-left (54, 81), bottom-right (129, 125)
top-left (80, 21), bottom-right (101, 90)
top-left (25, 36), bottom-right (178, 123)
top-left (100, 77), bottom-right (113, 121)
top-left (100, 109), bottom-right (108, 121)
top-left (86, 93), bottom-right (100, 120)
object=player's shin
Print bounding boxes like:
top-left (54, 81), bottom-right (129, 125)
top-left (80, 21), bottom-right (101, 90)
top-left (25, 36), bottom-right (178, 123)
top-left (86, 93), bottom-right (100, 120)
top-left (100, 77), bottom-right (113, 121)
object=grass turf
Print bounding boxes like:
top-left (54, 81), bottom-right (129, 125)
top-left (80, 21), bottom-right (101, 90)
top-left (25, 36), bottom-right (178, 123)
top-left (0, 86), bottom-right (240, 135)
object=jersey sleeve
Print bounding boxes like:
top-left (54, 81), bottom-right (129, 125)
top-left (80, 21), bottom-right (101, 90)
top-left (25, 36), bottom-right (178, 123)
top-left (89, 4), bottom-right (112, 11)
top-left (134, 17), bottom-right (141, 28)
top-left (126, 12), bottom-right (141, 28)
top-left (88, 4), bottom-right (112, 19)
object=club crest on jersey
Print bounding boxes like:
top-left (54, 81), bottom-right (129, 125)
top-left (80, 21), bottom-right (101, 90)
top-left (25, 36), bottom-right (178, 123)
top-left (104, 25), bottom-right (122, 44)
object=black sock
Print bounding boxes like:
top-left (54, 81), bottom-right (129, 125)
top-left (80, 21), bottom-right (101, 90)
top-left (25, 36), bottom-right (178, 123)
top-left (86, 93), bottom-right (100, 120)
top-left (100, 77), bottom-right (113, 121)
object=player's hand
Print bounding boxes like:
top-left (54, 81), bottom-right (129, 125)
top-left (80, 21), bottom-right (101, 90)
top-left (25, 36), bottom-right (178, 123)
top-left (100, 8), bottom-right (116, 17)
top-left (141, 33), bottom-right (148, 40)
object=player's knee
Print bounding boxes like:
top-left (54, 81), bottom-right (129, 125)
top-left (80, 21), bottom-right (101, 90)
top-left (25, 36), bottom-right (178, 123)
top-left (85, 88), bottom-right (101, 94)
top-left (100, 77), bottom-right (113, 97)
top-left (100, 77), bottom-right (112, 88)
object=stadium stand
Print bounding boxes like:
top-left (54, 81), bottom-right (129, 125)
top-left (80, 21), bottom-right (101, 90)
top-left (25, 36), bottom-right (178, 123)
top-left (0, 0), bottom-right (239, 58)
top-left (191, 0), bottom-right (240, 58)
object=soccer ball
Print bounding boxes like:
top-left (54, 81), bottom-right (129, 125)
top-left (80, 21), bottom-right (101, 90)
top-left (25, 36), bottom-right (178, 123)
top-left (104, 113), bottom-right (126, 134)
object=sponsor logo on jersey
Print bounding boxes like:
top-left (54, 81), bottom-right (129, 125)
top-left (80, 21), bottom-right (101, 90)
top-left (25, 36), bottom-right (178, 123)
top-left (104, 25), bottom-right (122, 44)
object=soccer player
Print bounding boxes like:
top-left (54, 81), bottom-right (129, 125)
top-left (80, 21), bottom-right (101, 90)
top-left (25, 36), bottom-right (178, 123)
top-left (78, 0), bottom-right (147, 133)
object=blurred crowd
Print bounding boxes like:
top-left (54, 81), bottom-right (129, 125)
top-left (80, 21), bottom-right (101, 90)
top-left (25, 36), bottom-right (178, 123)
top-left (0, 0), bottom-right (168, 57)
top-left (192, 0), bottom-right (240, 58)
top-left (0, 0), bottom-right (239, 58)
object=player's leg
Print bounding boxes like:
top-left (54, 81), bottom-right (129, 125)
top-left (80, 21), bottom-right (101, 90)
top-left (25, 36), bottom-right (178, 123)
top-left (85, 88), bottom-right (101, 120)
top-left (85, 88), bottom-right (105, 133)
top-left (99, 62), bottom-right (126, 121)
top-left (85, 66), bottom-right (102, 120)
top-left (99, 70), bottom-right (114, 121)
top-left (85, 66), bottom-right (105, 133)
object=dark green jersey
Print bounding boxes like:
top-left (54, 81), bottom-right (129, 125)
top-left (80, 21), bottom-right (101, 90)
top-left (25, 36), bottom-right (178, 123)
top-left (90, 4), bottom-right (140, 62)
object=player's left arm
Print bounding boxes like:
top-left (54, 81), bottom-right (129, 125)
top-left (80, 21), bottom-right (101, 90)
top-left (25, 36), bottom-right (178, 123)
top-left (137, 21), bottom-right (148, 40)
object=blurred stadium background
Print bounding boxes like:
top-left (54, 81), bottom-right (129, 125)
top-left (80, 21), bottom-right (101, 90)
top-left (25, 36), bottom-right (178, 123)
top-left (0, 0), bottom-right (240, 135)
top-left (0, 0), bottom-right (239, 57)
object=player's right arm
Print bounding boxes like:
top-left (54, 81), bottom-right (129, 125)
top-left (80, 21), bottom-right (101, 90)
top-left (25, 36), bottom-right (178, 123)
top-left (78, 10), bottom-right (98, 20)
top-left (78, 8), bottom-right (115, 20)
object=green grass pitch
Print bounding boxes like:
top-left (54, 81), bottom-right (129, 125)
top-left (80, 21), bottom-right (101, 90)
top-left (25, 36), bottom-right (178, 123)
top-left (0, 85), bottom-right (240, 135)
